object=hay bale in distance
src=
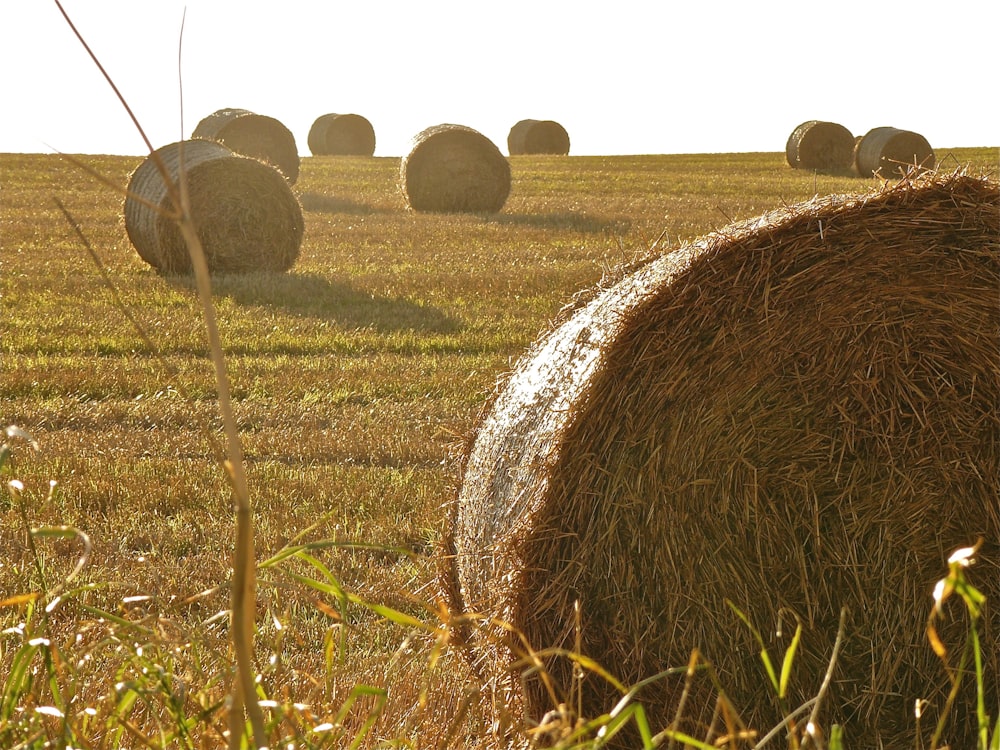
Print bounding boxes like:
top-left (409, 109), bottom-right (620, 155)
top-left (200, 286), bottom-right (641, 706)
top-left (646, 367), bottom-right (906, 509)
top-left (124, 140), bottom-right (304, 274)
top-left (400, 124), bottom-right (511, 213)
top-left (855, 126), bottom-right (936, 178)
top-left (785, 120), bottom-right (855, 170)
top-left (444, 172), bottom-right (999, 746)
top-left (507, 119), bottom-right (571, 155)
top-left (192, 108), bottom-right (301, 184)
top-left (307, 113), bottom-right (376, 156)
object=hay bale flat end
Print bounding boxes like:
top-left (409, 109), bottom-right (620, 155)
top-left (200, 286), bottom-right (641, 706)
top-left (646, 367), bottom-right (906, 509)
top-left (400, 124), bottom-right (511, 213)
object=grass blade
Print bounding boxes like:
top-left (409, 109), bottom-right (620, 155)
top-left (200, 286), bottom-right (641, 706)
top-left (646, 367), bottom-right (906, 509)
top-left (779, 622), bottom-right (802, 699)
top-left (727, 600), bottom-right (779, 694)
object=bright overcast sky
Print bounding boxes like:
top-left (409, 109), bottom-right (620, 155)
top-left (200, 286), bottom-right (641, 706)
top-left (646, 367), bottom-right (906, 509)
top-left (2, 0), bottom-right (997, 157)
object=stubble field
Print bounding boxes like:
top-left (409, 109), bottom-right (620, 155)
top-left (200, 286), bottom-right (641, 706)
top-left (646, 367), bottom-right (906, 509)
top-left (1, 147), bottom-right (996, 747)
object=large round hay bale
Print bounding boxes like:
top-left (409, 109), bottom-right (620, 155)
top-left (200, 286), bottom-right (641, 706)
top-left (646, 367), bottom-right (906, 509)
top-left (400, 124), bottom-right (511, 213)
top-left (307, 113), bottom-right (376, 156)
top-left (445, 172), bottom-right (999, 746)
top-left (192, 108), bottom-right (300, 184)
top-left (785, 120), bottom-right (855, 170)
top-left (507, 119), bottom-right (571, 155)
top-left (855, 126), bottom-right (935, 178)
top-left (124, 140), bottom-right (304, 274)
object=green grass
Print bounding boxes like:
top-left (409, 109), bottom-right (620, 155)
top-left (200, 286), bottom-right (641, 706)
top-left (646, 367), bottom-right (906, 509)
top-left (2, 147), bottom-right (997, 748)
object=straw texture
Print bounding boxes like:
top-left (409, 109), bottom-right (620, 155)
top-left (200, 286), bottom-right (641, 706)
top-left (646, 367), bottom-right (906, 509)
top-left (124, 140), bottom-right (304, 274)
top-left (307, 113), bottom-right (376, 156)
top-left (855, 127), bottom-right (936, 178)
top-left (507, 119), bottom-right (571, 155)
top-left (400, 124), bottom-right (511, 213)
top-left (445, 171), bottom-right (999, 746)
top-left (192, 108), bottom-right (301, 184)
top-left (785, 120), bottom-right (855, 170)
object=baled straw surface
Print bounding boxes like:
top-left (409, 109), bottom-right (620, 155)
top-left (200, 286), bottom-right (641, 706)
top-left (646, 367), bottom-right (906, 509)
top-left (124, 140), bottom-right (304, 274)
top-left (307, 113), bottom-right (376, 156)
top-left (400, 124), bottom-right (511, 213)
top-left (445, 172), bottom-right (999, 746)
top-left (855, 126), bottom-right (936, 178)
top-left (507, 119), bottom-right (571, 155)
top-left (192, 108), bottom-right (301, 184)
top-left (785, 120), bottom-right (855, 170)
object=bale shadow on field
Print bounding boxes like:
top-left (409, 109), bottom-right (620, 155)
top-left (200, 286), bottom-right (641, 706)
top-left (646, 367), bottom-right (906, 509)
top-left (490, 211), bottom-right (631, 235)
top-left (298, 192), bottom-right (391, 215)
top-left (166, 272), bottom-right (461, 333)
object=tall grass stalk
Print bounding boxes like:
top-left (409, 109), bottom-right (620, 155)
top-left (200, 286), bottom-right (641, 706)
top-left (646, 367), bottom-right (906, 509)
top-left (53, 2), bottom-right (263, 746)
top-left (926, 541), bottom-right (997, 750)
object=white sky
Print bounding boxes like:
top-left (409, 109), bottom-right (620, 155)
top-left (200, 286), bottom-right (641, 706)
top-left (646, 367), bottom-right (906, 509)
top-left (2, 0), bottom-right (997, 157)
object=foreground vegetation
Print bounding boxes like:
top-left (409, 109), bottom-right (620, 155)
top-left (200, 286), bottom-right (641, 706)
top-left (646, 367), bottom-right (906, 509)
top-left (2, 147), bottom-right (997, 748)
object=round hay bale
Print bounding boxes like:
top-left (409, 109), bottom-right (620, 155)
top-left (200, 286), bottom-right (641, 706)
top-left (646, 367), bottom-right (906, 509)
top-left (307, 113), bottom-right (376, 156)
top-left (192, 108), bottom-right (300, 184)
top-left (507, 119), bottom-right (571, 155)
top-left (400, 124), bottom-right (511, 213)
top-left (445, 172), bottom-right (999, 746)
top-left (855, 126), bottom-right (936, 178)
top-left (124, 140), bottom-right (304, 274)
top-left (785, 120), bottom-right (855, 170)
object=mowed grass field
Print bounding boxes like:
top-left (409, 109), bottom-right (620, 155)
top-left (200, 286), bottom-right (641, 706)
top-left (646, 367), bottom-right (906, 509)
top-left (2, 147), bottom-right (996, 746)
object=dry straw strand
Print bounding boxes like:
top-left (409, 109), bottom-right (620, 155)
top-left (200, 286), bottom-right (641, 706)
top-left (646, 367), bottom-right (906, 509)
top-left (400, 124), bottom-right (511, 213)
top-left (507, 119), bottom-right (571, 156)
top-left (785, 120), bottom-right (855, 171)
top-left (444, 171), bottom-right (1000, 747)
top-left (307, 113), bottom-right (376, 156)
top-left (124, 140), bottom-right (304, 274)
top-left (192, 108), bottom-right (301, 184)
